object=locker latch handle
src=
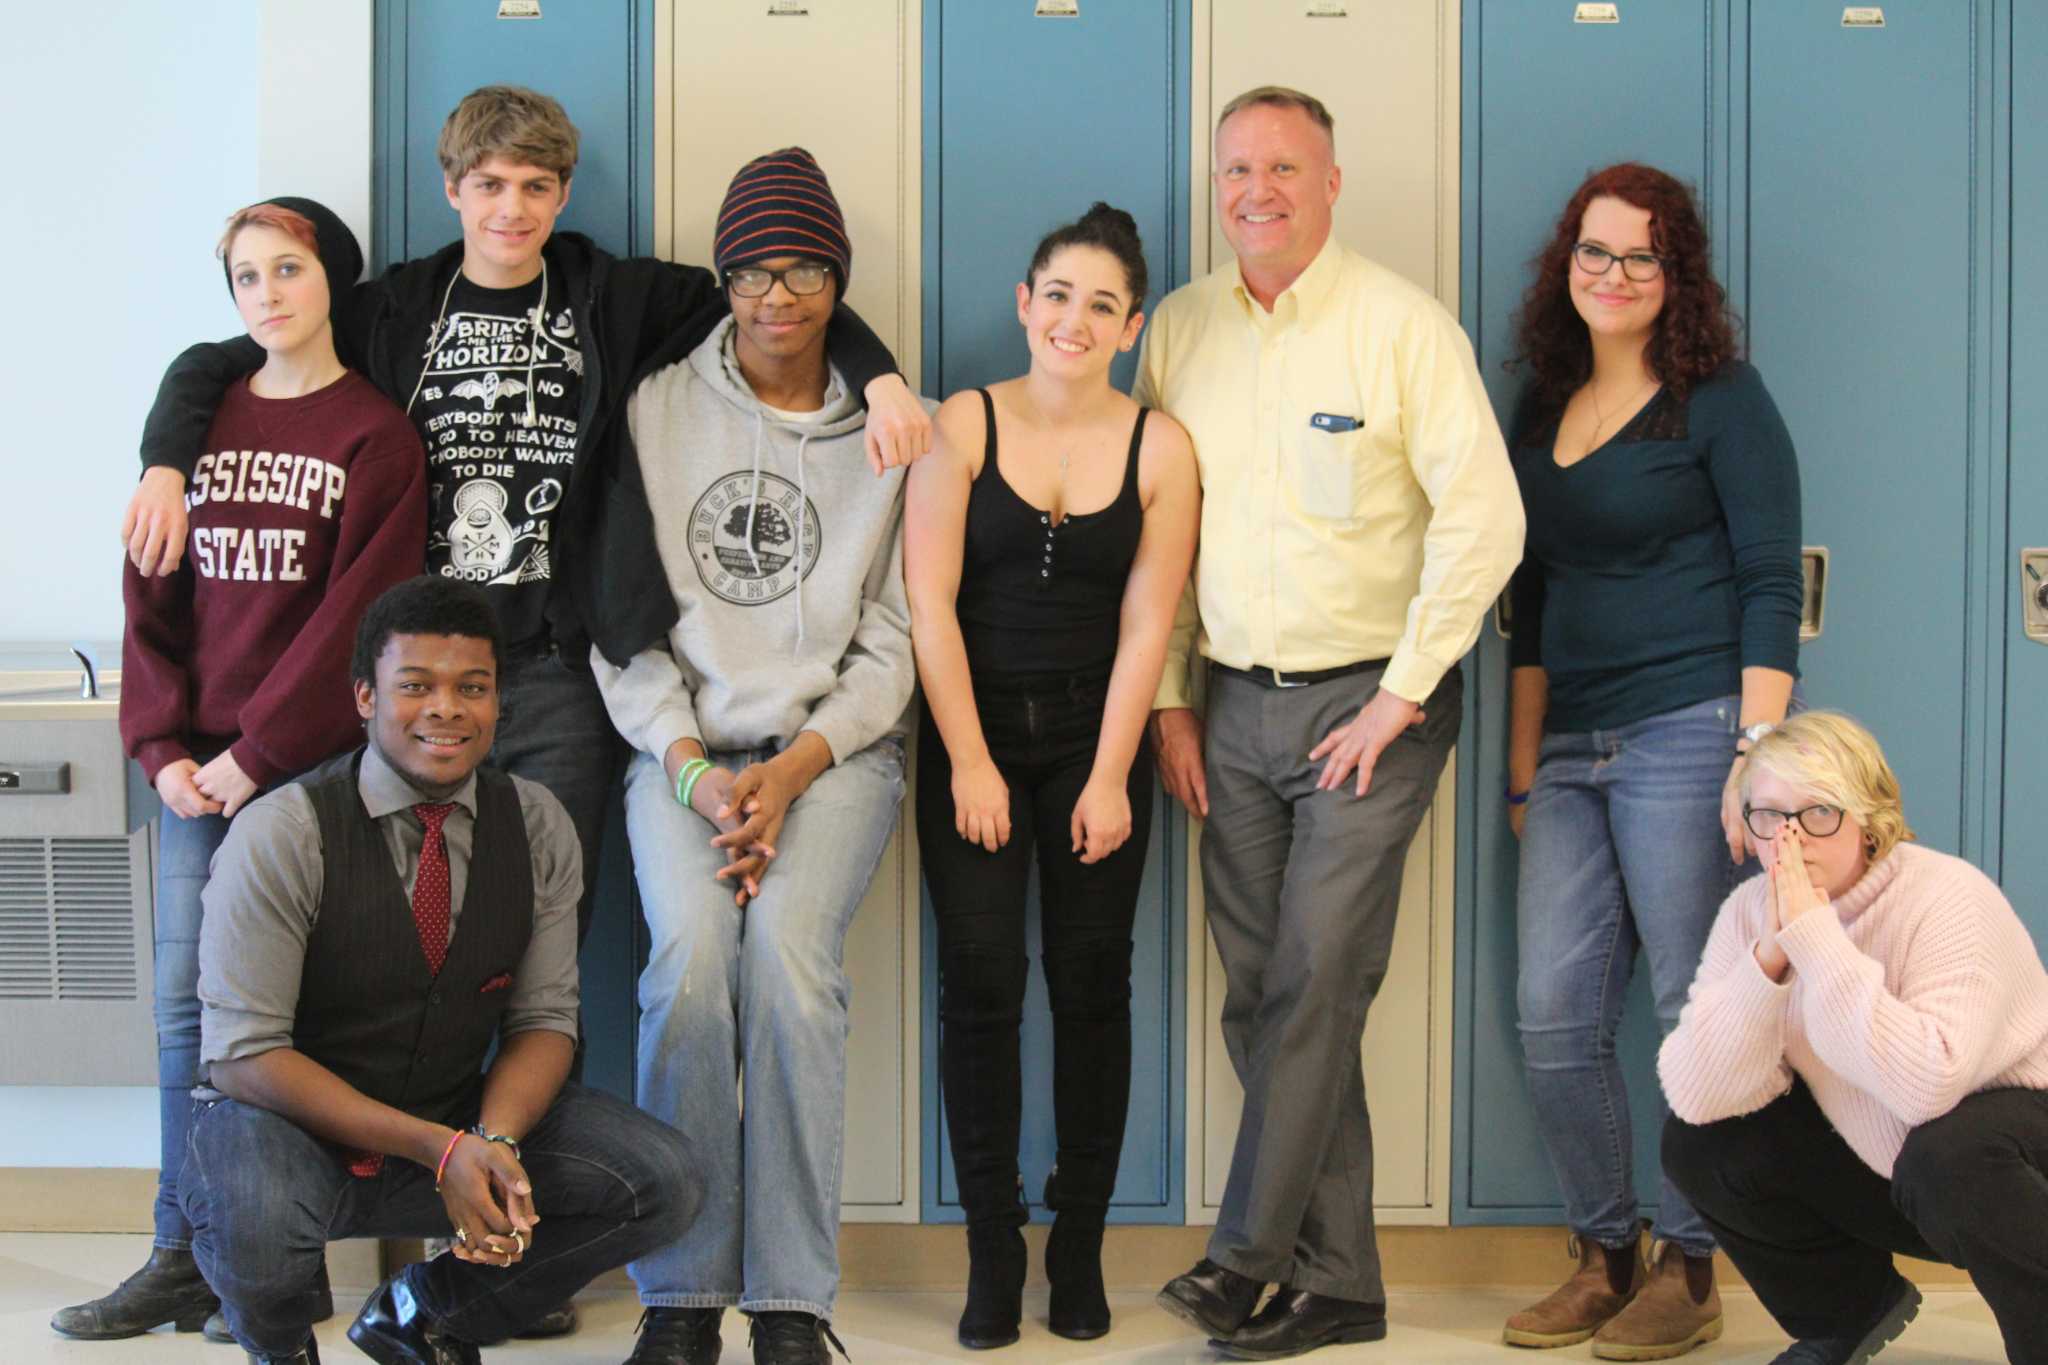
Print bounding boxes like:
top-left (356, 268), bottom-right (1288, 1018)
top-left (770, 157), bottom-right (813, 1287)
top-left (1801, 547), bottom-right (1829, 643)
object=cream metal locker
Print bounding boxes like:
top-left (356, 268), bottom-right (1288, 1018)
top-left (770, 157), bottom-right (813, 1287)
top-left (654, 1), bottom-right (926, 1223)
top-left (1185, 0), bottom-right (1462, 1226)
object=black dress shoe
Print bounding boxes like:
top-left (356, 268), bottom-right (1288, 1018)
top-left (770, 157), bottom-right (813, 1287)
top-left (50, 1245), bottom-right (220, 1339)
top-left (627, 1306), bottom-right (725, 1364)
top-left (748, 1310), bottom-right (847, 1364)
top-left (1211, 1287), bottom-right (1387, 1360)
top-left (345, 1273), bottom-right (480, 1364)
top-left (244, 1338), bottom-right (321, 1364)
top-left (1156, 1258), bottom-right (1265, 1339)
top-left (208, 1259), bottom-right (337, 1343)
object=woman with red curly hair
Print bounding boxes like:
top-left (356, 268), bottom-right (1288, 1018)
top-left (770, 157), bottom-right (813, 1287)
top-left (1500, 163), bottom-right (1804, 1359)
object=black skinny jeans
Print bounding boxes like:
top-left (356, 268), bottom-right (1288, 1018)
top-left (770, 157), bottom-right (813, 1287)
top-left (1663, 1078), bottom-right (2048, 1362)
top-left (917, 674), bottom-right (1153, 1225)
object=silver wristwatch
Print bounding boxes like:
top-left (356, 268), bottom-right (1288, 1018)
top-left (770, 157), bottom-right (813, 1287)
top-left (1738, 721), bottom-right (1776, 750)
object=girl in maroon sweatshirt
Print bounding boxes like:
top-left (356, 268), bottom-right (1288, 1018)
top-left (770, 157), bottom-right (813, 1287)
top-left (54, 199), bottom-right (425, 1343)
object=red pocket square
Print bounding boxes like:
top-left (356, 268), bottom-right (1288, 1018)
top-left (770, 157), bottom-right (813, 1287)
top-left (479, 972), bottom-right (514, 994)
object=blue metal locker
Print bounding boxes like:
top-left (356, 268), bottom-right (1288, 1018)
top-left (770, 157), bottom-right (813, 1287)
top-left (2001, 0), bottom-right (2046, 939)
top-left (1456, 0), bottom-right (1728, 1224)
top-left (1739, 0), bottom-right (1995, 867)
top-left (918, 0), bottom-right (1191, 1224)
top-left (370, 0), bottom-right (658, 1103)
top-left (373, 0), bottom-right (656, 267)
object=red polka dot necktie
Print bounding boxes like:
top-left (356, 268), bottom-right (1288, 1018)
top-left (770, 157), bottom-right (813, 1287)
top-left (411, 802), bottom-right (457, 976)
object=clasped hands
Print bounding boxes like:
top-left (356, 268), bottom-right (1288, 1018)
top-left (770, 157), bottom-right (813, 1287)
top-left (1752, 824), bottom-right (1830, 982)
top-left (154, 751), bottom-right (260, 820)
top-left (437, 1132), bottom-right (536, 1269)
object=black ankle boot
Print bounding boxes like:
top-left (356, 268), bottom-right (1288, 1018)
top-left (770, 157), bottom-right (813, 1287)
top-left (50, 1245), bottom-right (219, 1339)
top-left (958, 1217), bottom-right (1027, 1350)
top-left (1045, 1206), bottom-right (1110, 1340)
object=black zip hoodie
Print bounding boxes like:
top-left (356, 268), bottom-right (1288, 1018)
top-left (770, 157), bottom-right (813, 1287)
top-left (137, 231), bottom-right (899, 668)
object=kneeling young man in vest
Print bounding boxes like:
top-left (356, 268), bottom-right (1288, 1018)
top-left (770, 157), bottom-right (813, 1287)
top-left (182, 576), bottom-right (700, 1365)
top-left (592, 149), bottom-right (922, 1365)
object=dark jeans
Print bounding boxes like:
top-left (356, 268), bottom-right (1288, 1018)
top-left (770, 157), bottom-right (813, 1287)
top-left (180, 1084), bottom-right (699, 1357)
top-left (492, 646), bottom-right (626, 948)
top-left (916, 673), bottom-right (1153, 1221)
top-left (1664, 1079), bottom-right (2048, 1362)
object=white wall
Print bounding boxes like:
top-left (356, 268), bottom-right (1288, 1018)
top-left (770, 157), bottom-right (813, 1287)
top-left (0, 1), bottom-right (372, 1167)
top-left (0, 1), bottom-right (371, 647)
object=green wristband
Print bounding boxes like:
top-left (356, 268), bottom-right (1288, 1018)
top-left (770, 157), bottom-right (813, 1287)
top-left (673, 757), bottom-right (710, 807)
top-left (680, 762), bottom-right (713, 813)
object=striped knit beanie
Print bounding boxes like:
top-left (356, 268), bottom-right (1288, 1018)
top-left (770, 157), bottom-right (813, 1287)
top-left (714, 147), bottom-right (851, 288)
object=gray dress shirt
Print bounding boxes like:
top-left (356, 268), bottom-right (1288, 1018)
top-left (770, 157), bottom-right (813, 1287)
top-left (196, 744), bottom-right (582, 1078)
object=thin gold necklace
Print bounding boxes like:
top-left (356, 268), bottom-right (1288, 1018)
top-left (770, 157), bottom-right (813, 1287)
top-left (1587, 374), bottom-right (1657, 443)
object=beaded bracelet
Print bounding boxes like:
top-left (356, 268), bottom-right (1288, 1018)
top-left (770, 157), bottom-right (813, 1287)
top-left (468, 1125), bottom-right (521, 1161)
top-left (672, 757), bottom-right (711, 808)
top-left (433, 1130), bottom-right (468, 1191)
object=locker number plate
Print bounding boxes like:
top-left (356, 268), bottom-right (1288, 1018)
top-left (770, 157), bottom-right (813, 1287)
top-left (1842, 7), bottom-right (1885, 25)
top-left (1575, 3), bottom-right (1620, 23)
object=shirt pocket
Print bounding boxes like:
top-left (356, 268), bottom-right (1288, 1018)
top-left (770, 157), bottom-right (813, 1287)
top-left (1286, 421), bottom-right (1368, 523)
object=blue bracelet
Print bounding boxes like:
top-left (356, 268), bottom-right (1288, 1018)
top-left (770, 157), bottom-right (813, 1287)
top-left (1504, 786), bottom-right (1530, 806)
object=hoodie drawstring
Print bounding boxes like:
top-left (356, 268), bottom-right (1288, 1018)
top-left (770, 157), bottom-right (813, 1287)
top-left (743, 411), bottom-right (768, 581)
top-left (793, 431), bottom-right (811, 655)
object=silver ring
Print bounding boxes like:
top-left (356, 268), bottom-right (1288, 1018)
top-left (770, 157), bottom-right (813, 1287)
top-left (512, 1230), bottom-right (527, 1255)
top-left (454, 1227), bottom-right (468, 1245)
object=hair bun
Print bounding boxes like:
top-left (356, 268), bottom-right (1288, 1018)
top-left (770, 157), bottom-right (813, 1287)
top-left (1081, 202), bottom-right (1140, 239)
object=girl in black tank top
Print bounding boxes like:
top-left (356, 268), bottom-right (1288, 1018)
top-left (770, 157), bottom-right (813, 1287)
top-left (903, 205), bottom-right (1199, 1349)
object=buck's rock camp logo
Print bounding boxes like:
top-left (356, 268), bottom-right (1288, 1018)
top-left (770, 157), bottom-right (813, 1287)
top-left (689, 472), bottom-right (821, 605)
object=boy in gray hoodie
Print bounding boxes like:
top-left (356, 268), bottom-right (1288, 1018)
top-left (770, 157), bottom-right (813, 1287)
top-left (590, 149), bottom-right (923, 1365)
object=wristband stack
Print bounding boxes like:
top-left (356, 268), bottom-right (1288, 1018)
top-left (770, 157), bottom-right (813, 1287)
top-left (674, 757), bottom-right (712, 810)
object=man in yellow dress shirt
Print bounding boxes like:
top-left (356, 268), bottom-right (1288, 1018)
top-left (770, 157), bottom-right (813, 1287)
top-left (1141, 86), bottom-right (1524, 1360)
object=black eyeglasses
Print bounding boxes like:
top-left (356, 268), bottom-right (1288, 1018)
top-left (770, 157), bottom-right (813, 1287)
top-left (1572, 242), bottom-right (1664, 283)
top-left (1742, 804), bottom-right (1846, 840)
top-left (725, 263), bottom-right (834, 298)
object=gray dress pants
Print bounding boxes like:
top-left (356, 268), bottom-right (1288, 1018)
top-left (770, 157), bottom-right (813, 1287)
top-left (1201, 662), bottom-right (1461, 1304)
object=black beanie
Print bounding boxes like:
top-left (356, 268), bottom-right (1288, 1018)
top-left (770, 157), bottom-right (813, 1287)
top-left (220, 196), bottom-right (365, 299)
top-left (713, 148), bottom-right (851, 289)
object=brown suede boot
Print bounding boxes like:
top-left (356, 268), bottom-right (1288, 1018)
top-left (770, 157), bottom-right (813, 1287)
top-left (1503, 1230), bottom-right (1644, 1348)
top-left (1591, 1238), bottom-right (1723, 1360)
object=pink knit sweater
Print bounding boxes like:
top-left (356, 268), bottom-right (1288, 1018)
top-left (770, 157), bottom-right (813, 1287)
top-left (1659, 841), bottom-right (2048, 1178)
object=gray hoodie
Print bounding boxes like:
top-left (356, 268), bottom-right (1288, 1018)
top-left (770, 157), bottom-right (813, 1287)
top-left (591, 318), bottom-right (922, 765)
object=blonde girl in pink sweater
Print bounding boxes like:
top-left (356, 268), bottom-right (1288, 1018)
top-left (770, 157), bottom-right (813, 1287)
top-left (1658, 711), bottom-right (2048, 1365)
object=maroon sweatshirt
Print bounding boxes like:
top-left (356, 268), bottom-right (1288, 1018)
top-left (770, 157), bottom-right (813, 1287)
top-left (121, 372), bottom-right (427, 787)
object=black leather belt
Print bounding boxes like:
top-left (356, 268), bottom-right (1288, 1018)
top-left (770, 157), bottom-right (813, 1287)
top-left (1210, 658), bottom-right (1388, 690)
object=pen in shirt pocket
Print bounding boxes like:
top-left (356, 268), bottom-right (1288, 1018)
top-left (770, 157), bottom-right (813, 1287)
top-left (1310, 412), bottom-right (1361, 433)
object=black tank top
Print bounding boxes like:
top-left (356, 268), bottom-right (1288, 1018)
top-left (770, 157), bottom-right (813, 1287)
top-left (956, 388), bottom-right (1148, 682)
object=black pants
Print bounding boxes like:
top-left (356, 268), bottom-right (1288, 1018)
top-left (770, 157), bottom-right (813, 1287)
top-left (1663, 1079), bottom-right (2048, 1362)
top-left (916, 674), bottom-right (1153, 1223)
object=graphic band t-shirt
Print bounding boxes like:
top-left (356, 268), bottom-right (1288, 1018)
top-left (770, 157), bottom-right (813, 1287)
top-left (414, 273), bottom-right (583, 648)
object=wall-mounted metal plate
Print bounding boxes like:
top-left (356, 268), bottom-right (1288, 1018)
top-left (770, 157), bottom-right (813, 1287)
top-left (0, 762), bottom-right (69, 795)
top-left (1801, 546), bottom-right (1829, 642)
top-left (1493, 587), bottom-right (1514, 640)
top-left (2023, 548), bottom-right (2048, 644)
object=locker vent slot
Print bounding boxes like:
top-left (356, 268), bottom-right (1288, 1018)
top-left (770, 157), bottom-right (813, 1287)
top-left (0, 837), bottom-right (138, 1001)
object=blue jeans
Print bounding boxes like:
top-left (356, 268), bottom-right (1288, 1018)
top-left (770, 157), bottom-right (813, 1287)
top-left (625, 739), bottom-right (905, 1319)
top-left (1516, 693), bottom-right (1748, 1256)
top-left (491, 648), bottom-right (627, 946)
top-left (152, 804), bottom-right (233, 1249)
top-left (181, 1083), bottom-right (699, 1357)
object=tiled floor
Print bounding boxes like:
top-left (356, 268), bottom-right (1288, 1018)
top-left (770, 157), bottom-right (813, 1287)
top-left (3, 1235), bottom-right (2008, 1363)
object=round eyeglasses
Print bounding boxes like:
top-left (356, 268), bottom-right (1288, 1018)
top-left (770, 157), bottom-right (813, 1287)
top-left (726, 263), bottom-right (834, 298)
top-left (1742, 804), bottom-right (1846, 840)
top-left (1572, 242), bottom-right (1664, 283)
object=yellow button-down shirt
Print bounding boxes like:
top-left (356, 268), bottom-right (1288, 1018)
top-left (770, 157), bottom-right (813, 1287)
top-left (1136, 236), bottom-right (1525, 706)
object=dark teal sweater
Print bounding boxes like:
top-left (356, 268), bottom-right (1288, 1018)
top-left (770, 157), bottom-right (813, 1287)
top-left (1508, 361), bottom-right (1804, 732)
